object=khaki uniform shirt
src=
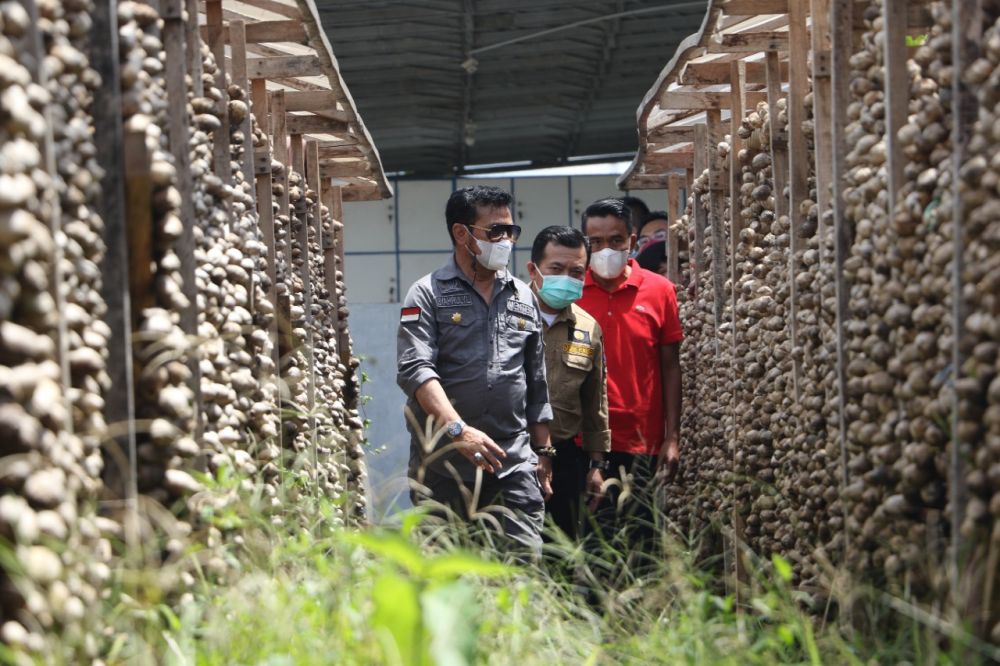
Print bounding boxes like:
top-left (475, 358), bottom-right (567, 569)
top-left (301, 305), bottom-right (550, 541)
top-left (542, 303), bottom-right (610, 452)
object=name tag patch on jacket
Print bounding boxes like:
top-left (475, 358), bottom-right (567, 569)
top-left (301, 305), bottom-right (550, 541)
top-left (400, 306), bottom-right (420, 323)
top-left (506, 299), bottom-right (535, 319)
top-left (562, 341), bottom-right (594, 358)
top-left (436, 294), bottom-right (472, 308)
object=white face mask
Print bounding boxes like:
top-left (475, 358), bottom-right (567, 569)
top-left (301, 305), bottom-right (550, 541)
top-left (590, 247), bottom-right (628, 280)
top-left (471, 237), bottom-right (512, 272)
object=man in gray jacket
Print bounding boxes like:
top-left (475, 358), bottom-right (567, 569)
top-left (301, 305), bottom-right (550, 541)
top-left (396, 185), bottom-right (554, 551)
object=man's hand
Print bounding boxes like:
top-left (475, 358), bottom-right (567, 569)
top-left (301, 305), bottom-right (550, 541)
top-left (585, 468), bottom-right (605, 512)
top-left (453, 426), bottom-right (506, 474)
top-left (535, 456), bottom-right (553, 500)
top-left (655, 437), bottom-right (680, 484)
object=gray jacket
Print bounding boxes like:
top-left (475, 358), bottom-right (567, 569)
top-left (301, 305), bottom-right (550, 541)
top-left (397, 256), bottom-right (552, 481)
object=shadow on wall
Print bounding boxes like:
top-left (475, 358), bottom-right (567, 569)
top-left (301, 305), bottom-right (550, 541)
top-left (352, 303), bottom-right (413, 521)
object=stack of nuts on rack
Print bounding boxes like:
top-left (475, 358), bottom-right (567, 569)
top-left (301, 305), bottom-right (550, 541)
top-left (0, 0), bottom-right (380, 656)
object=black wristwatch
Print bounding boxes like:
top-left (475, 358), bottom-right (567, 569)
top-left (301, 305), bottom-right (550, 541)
top-left (589, 458), bottom-right (609, 472)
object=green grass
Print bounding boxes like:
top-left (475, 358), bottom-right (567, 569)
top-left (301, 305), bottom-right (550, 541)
top-left (13, 469), bottom-right (1000, 666)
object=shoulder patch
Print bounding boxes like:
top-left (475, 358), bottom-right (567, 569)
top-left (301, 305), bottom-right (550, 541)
top-left (436, 294), bottom-right (472, 308)
top-left (400, 306), bottom-right (420, 323)
top-left (506, 299), bottom-right (535, 319)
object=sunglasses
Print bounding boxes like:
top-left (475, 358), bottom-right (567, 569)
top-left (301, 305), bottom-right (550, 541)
top-left (467, 223), bottom-right (522, 242)
top-left (638, 229), bottom-right (668, 246)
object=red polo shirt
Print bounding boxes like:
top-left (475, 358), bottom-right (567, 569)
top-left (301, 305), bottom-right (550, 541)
top-left (578, 259), bottom-right (683, 455)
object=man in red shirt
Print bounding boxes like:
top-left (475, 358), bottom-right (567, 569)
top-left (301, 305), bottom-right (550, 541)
top-left (577, 197), bottom-right (683, 561)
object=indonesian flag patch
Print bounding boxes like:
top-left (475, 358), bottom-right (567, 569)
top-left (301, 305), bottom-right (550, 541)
top-left (400, 306), bottom-right (421, 323)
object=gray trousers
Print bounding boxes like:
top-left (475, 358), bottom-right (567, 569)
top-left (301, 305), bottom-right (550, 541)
top-left (410, 465), bottom-right (545, 554)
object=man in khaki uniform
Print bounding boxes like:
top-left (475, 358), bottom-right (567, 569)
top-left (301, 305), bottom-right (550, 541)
top-left (526, 226), bottom-right (610, 538)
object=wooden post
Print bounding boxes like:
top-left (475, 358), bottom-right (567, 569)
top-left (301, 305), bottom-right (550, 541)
top-left (184, 0), bottom-right (203, 97)
top-left (667, 175), bottom-right (680, 282)
top-left (811, 0), bottom-right (835, 260)
top-left (272, 91), bottom-right (290, 218)
top-left (787, 0), bottom-right (810, 402)
top-left (706, 108), bottom-right (727, 332)
top-left (331, 190), bottom-right (352, 369)
top-left (90, 0), bottom-right (138, 530)
top-left (830, 0), bottom-right (853, 569)
top-left (305, 140), bottom-right (323, 475)
top-left (950, 0), bottom-right (980, 624)
top-left (322, 182), bottom-right (341, 356)
top-left (728, 60), bottom-right (748, 598)
top-left (252, 79), bottom-right (280, 367)
top-left (124, 129), bottom-right (155, 326)
top-left (23, 0), bottom-right (71, 430)
top-left (883, 0), bottom-right (909, 223)
top-left (766, 51), bottom-right (790, 225)
top-left (730, 61), bottom-right (745, 299)
top-left (206, 0), bottom-right (230, 183)
top-left (162, 0), bottom-right (203, 435)
top-left (693, 123), bottom-right (709, 301)
top-left (229, 21), bottom-right (257, 209)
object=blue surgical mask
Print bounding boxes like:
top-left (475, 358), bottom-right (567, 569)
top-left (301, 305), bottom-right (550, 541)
top-left (536, 274), bottom-right (584, 310)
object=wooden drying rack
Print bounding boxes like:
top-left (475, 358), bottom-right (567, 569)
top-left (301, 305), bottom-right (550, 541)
top-left (616, 0), bottom-right (996, 627)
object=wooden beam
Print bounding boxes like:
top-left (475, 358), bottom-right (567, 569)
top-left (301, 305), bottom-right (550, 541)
top-left (285, 114), bottom-right (350, 135)
top-left (320, 162), bottom-right (373, 179)
top-left (681, 59), bottom-right (789, 85)
top-left (199, 19), bottom-right (308, 44)
top-left (271, 90), bottom-right (290, 217)
top-left (787, 0), bottom-right (810, 403)
top-left (882, 0), bottom-right (909, 227)
top-left (708, 31), bottom-right (790, 53)
top-left (284, 91), bottom-right (349, 118)
top-left (318, 144), bottom-right (363, 158)
top-left (647, 125), bottom-right (696, 142)
top-left (305, 139), bottom-right (321, 472)
top-left (646, 152), bottom-right (695, 170)
top-left (230, 21), bottom-right (257, 206)
top-left (225, 0), bottom-right (302, 19)
top-left (667, 175), bottom-right (680, 282)
top-left (812, 0), bottom-right (834, 262)
top-left (246, 54), bottom-right (323, 79)
top-left (660, 90), bottom-right (767, 110)
top-left (721, 0), bottom-right (788, 13)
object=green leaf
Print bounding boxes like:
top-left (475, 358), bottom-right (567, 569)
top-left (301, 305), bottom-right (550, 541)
top-left (771, 554), bottom-right (793, 583)
top-left (371, 571), bottom-right (426, 666)
top-left (424, 552), bottom-right (513, 581)
top-left (422, 581), bottom-right (478, 666)
top-left (777, 623), bottom-right (796, 646)
top-left (400, 508), bottom-right (429, 538)
top-left (343, 531), bottom-right (426, 576)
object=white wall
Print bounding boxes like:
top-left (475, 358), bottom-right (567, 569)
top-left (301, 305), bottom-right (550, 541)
top-left (342, 175), bottom-right (671, 304)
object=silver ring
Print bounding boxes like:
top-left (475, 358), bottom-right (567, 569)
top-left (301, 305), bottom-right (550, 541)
top-left (473, 452), bottom-right (484, 463)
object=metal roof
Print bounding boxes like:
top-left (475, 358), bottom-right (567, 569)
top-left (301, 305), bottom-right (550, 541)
top-left (315, 0), bottom-right (708, 176)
